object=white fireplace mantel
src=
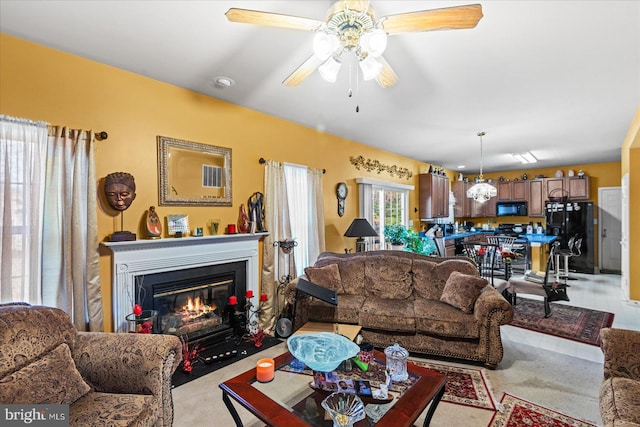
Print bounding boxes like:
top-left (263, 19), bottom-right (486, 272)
top-left (101, 233), bottom-right (267, 332)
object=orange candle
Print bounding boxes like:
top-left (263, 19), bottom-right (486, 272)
top-left (256, 358), bottom-right (275, 383)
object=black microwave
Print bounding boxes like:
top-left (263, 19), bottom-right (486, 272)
top-left (496, 201), bottom-right (528, 217)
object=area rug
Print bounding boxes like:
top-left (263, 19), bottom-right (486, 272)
top-left (511, 297), bottom-right (614, 346)
top-left (172, 335), bottom-right (282, 388)
top-left (281, 358), bottom-right (496, 411)
top-left (488, 393), bottom-right (598, 427)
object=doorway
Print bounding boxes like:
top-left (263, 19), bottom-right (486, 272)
top-left (598, 186), bottom-right (622, 274)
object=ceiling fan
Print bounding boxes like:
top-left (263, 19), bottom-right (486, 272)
top-left (226, 1), bottom-right (483, 88)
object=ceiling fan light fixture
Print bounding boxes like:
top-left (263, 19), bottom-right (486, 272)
top-left (318, 55), bottom-right (342, 82)
top-left (313, 32), bottom-right (339, 61)
top-left (360, 29), bottom-right (387, 57)
top-left (359, 54), bottom-right (382, 80)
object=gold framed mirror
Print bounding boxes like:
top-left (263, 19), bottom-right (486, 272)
top-left (157, 136), bottom-right (232, 206)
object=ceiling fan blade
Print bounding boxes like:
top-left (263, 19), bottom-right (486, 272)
top-left (375, 57), bottom-right (398, 88)
top-left (226, 8), bottom-right (324, 31)
top-left (283, 55), bottom-right (323, 87)
top-left (380, 4), bottom-right (483, 34)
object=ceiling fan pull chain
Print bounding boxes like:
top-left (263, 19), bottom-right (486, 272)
top-left (348, 63), bottom-right (353, 98)
top-left (356, 66), bottom-right (360, 113)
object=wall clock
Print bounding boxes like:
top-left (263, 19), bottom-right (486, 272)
top-left (336, 182), bottom-right (347, 217)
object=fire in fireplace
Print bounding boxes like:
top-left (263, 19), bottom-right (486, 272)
top-left (135, 261), bottom-right (247, 347)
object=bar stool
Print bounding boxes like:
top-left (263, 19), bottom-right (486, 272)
top-left (555, 236), bottom-right (578, 280)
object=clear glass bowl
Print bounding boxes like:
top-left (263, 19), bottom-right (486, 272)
top-left (321, 392), bottom-right (365, 427)
top-left (287, 332), bottom-right (359, 372)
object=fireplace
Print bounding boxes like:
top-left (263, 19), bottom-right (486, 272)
top-left (101, 233), bottom-right (266, 334)
top-left (137, 261), bottom-right (246, 345)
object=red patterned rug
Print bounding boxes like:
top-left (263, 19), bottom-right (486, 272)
top-left (489, 393), bottom-right (598, 427)
top-left (410, 360), bottom-right (496, 411)
top-left (510, 297), bottom-right (614, 346)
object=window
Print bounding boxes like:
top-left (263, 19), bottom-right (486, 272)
top-left (284, 164), bottom-right (309, 277)
top-left (356, 178), bottom-right (414, 248)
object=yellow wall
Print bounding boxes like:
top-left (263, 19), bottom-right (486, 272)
top-left (621, 107), bottom-right (640, 301)
top-left (1, 33), bottom-right (435, 330)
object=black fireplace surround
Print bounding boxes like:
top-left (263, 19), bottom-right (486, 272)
top-left (136, 261), bottom-right (247, 346)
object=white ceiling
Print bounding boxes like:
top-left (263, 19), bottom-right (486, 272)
top-left (1, 1), bottom-right (639, 173)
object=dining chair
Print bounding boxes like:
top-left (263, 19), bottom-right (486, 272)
top-left (462, 242), bottom-right (509, 293)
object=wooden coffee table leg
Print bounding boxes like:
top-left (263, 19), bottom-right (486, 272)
top-left (422, 380), bottom-right (446, 427)
top-left (222, 390), bottom-right (244, 427)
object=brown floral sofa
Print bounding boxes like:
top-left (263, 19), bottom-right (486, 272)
top-left (599, 327), bottom-right (640, 427)
top-left (0, 303), bottom-right (182, 427)
top-left (288, 251), bottom-right (514, 369)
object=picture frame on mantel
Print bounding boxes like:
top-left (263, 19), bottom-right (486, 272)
top-left (157, 135), bottom-right (232, 206)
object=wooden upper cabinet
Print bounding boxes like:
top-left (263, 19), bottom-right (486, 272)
top-left (545, 177), bottom-right (565, 200)
top-left (452, 181), bottom-right (470, 217)
top-left (419, 173), bottom-right (450, 219)
top-left (567, 176), bottom-right (590, 199)
top-left (528, 179), bottom-right (545, 217)
top-left (497, 180), bottom-right (527, 201)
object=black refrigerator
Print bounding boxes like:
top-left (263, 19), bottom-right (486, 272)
top-left (545, 201), bottom-right (595, 274)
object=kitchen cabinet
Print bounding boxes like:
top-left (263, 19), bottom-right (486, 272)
top-left (497, 180), bottom-right (527, 201)
top-left (452, 180), bottom-right (496, 218)
top-left (470, 194), bottom-right (497, 217)
top-left (419, 173), bottom-right (449, 219)
top-left (445, 239), bottom-right (456, 257)
top-left (566, 176), bottom-right (590, 199)
top-left (528, 179), bottom-right (545, 217)
top-left (452, 181), bottom-right (471, 217)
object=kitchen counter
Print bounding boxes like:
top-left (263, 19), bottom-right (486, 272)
top-left (442, 230), bottom-right (497, 240)
top-left (518, 234), bottom-right (558, 244)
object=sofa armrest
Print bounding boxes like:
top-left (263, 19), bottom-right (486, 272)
top-left (73, 332), bottom-right (182, 395)
top-left (473, 286), bottom-right (514, 326)
top-left (600, 327), bottom-right (640, 381)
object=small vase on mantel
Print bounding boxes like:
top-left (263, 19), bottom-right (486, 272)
top-left (238, 204), bottom-right (249, 233)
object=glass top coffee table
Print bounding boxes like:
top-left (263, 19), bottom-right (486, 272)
top-left (219, 349), bottom-right (446, 427)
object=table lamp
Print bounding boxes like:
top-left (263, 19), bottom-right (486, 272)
top-left (344, 218), bottom-right (378, 252)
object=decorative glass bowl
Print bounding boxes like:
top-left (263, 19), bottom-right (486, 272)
top-left (287, 332), bottom-right (359, 372)
top-left (321, 392), bottom-right (365, 427)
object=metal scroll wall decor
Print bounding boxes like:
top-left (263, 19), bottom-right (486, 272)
top-left (349, 156), bottom-right (413, 180)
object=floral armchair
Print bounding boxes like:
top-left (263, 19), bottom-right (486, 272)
top-left (0, 303), bottom-right (182, 427)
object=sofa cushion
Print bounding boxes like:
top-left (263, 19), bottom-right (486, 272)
top-left (364, 255), bottom-right (412, 299)
top-left (413, 298), bottom-right (479, 339)
top-left (360, 297), bottom-right (415, 333)
top-left (413, 258), bottom-right (478, 300)
top-left (306, 294), bottom-right (365, 324)
top-left (70, 392), bottom-right (159, 427)
top-left (315, 256), bottom-right (366, 295)
top-left (599, 377), bottom-right (640, 426)
top-left (305, 263), bottom-right (344, 294)
top-left (0, 304), bottom-right (77, 377)
top-left (440, 271), bottom-right (488, 314)
top-left (0, 342), bottom-right (91, 404)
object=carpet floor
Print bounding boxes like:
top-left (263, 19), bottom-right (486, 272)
top-left (510, 297), bottom-right (614, 346)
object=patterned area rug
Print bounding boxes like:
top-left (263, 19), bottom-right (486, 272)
top-left (489, 393), bottom-right (598, 427)
top-left (511, 297), bottom-right (615, 346)
top-left (281, 358), bottom-right (496, 411)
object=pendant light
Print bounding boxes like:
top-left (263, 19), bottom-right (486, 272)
top-left (466, 131), bottom-right (497, 203)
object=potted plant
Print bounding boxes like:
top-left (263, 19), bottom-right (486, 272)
top-left (384, 224), bottom-right (409, 249)
top-left (404, 230), bottom-right (437, 256)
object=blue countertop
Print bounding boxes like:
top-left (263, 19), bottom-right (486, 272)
top-left (518, 234), bottom-right (558, 244)
top-left (440, 231), bottom-right (557, 244)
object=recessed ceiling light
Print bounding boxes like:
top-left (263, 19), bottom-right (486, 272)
top-left (213, 76), bottom-right (235, 89)
top-left (513, 152), bottom-right (537, 164)
top-left (457, 165), bottom-right (466, 169)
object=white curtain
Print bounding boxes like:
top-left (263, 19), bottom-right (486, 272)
top-left (307, 167), bottom-right (326, 267)
top-left (0, 115), bottom-right (48, 304)
top-left (260, 161), bottom-right (292, 332)
top-left (41, 126), bottom-right (102, 331)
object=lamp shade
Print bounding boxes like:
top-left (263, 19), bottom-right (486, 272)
top-left (344, 218), bottom-right (378, 238)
